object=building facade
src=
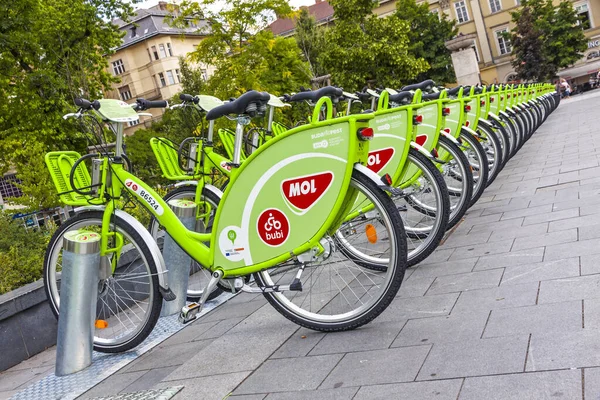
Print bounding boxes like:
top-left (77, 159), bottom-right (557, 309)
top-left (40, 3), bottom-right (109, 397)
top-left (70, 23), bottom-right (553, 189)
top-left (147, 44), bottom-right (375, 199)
top-left (106, 2), bottom-right (213, 134)
top-left (375, 0), bottom-right (600, 86)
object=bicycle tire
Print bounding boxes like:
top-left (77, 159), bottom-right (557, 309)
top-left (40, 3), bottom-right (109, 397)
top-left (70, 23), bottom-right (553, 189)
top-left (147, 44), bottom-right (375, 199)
top-left (438, 136), bottom-right (473, 229)
top-left (44, 211), bottom-right (162, 353)
top-left (254, 169), bottom-right (407, 332)
top-left (459, 130), bottom-right (489, 207)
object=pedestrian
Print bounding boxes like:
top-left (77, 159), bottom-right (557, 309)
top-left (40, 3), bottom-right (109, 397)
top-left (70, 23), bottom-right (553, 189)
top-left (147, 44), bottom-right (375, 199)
top-left (560, 78), bottom-right (571, 99)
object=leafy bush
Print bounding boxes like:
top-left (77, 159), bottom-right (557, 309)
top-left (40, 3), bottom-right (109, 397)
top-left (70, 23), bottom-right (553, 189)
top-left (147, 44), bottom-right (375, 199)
top-left (0, 214), bottom-right (56, 295)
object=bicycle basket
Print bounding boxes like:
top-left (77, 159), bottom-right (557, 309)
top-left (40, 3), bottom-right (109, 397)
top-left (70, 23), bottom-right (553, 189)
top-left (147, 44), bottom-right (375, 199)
top-left (45, 151), bottom-right (93, 206)
top-left (149, 137), bottom-right (190, 180)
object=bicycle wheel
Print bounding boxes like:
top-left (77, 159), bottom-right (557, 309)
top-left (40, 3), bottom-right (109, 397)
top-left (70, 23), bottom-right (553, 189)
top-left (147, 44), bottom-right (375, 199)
top-left (459, 131), bottom-right (489, 207)
top-left (254, 170), bottom-right (406, 332)
top-left (437, 136), bottom-right (473, 229)
top-left (44, 211), bottom-right (162, 353)
top-left (477, 123), bottom-right (503, 187)
top-left (149, 185), bottom-right (223, 302)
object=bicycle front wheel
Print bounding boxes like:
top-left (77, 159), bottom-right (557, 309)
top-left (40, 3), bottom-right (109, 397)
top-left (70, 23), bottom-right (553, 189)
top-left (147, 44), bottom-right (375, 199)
top-left (254, 170), bottom-right (407, 332)
top-left (43, 211), bottom-right (162, 353)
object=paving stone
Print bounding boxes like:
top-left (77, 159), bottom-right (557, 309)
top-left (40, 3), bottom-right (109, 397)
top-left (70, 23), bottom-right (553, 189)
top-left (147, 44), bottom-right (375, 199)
top-left (528, 191), bottom-right (579, 207)
top-left (396, 276), bottom-right (435, 298)
top-left (584, 367), bottom-right (600, 400)
top-left (500, 257), bottom-right (580, 286)
top-left (468, 218), bottom-right (524, 234)
top-left (545, 237), bottom-right (600, 261)
top-left (417, 336), bottom-right (529, 380)
top-left (264, 388), bottom-right (358, 400)
top-left (440, 231), bottom-right (491, 249)
top-left (409, 258), bottom-right (477, 278)
top-left (3, 346), bottom-right (56, 372)
top-left (80, 370), bottom-right (148, 398)
top-left (511, 229), bottom-right (578, 252)
top-left (235, 355), bottom-right (343, 394)
top-left (526, 330), bottom-right (600, 371)
top-left (474, 247), bottom-right (545, 271)
top-left (479, 197), bottom-right (531, 216)
top-left (583, 299), bottom-right (600, 329)
top-left (320, 346), bottom-right (431, 389)
top-left (159, 320), bottom-right (220, 346)
top-left (229, 395), bottom-right (267, 400)
top-left (354, 379), bottom-right (463, 400)
top-left (500, 204), bottom-right (553, 221)
top-left (451, 282), bottom-right (539, 314)
top-left (483, 301), bottom-right (583, 338)
top-left (420, 248), bottom-right (455, 263)
top-left (309, 321), bottom-right (405, 355)
top-left (196, 316), bottom-right (245, 340)
top-left (122, 339), bottom-right (212, 373)
top-left (377, 293), bottom-right (459, 322)
top-left (121, 366), bottom-right (179, 393)
top-left (427, 269), bottom-right (504, 295)
top-left (155, 371), bottom-right (252, 400)
top-left (522, 208), bottom-right (580, 226)
top-left (270, 328), bottom-right (325, 359)
top-left (459, 370), bottom-right (582, 400)
top-left (392, 311), bottom-right (489, 347)
top-left (0, 390), bottom-right (18, 400)
top-left (448, 241), bottom-right (513, 261)
top-left (579, 224), bottom-right (600, 241)
top-left (200, 298), bottom-right (266, 323)
top-left (0, 365), bottom-right (53, 392)
top-left (581, 254), bottom-right (600, 275)
top-left (548, 213), bottom-right (600, 232)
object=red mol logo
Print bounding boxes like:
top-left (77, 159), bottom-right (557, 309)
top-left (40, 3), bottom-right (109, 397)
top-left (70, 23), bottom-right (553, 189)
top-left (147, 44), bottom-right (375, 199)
top-left (281, 172), bottom-right (333, 213)
top-left (415, 134), bottom-right (428, 147)
top-left (367, 148), bottom-right (395, 174)
top-left (257, 208), bottom-right (290, 247)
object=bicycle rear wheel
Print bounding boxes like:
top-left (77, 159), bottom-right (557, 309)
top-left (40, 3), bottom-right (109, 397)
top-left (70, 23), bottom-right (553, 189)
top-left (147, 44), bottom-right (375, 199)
top-left (254, 170), bottom-right (406, 332)
top-left (43, 211), bottom-right (162, 353)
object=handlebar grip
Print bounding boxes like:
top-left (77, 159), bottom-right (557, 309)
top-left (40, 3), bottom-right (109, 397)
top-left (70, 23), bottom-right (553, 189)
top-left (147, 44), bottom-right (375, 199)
top-left (136, 98), bottom-right (168, 110)
top-left (179, 94), bottom-right (199, 104)
top-left (74, 98), bottom-right (100, 110)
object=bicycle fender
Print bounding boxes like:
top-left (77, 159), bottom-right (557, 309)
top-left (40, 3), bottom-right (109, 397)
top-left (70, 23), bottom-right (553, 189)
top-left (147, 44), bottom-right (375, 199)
top-left (73, 206), bottom-right (172, 298)
top-left (478, 118), bottom-right (494, 129)
top-left (441, 130), bottom-right (460, 145)
top-left (353, 163), bottom-right (402, 196)
top-left (172, 181), bottom-right (224, 200)
top-left (410, 141), bottom-right (435, 159)
top-left (487, 112), bottom-right (501, 123)
top-left (461, 126), bottom-right (481, 138)
top-left (499, 111), bottom-right (511, 120)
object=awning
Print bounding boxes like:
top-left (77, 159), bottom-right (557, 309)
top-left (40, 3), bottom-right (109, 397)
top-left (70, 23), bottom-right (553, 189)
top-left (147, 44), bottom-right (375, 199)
top-left (558, 59), bottom-right (600, 79)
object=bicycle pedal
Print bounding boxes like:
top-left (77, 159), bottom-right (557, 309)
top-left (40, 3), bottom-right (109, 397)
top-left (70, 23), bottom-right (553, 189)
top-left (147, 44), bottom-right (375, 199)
top-left (179, 302), bottom-right (202, 324)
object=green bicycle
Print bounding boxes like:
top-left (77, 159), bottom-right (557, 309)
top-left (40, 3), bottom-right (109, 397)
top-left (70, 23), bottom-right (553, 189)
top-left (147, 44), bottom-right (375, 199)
top-left (43, 92), bottom-right (408, 352)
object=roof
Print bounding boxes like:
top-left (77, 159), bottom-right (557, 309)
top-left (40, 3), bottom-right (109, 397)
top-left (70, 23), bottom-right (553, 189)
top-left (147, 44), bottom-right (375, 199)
top-left (268, 1), bottom-right (334, 36)
top-left (113, 3), bottom-right (209, 51)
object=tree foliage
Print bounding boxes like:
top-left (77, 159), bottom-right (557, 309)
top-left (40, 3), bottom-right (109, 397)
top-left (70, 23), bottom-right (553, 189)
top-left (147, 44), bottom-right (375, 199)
top-left (294, 8), bottom-right (328, 79)
top-left (0, 0), bottom-right (137, 211)
top-left (394, 0), bottom-right (458, 84)
top-left (508, 0), bottom-right (587, 81)
top-left (320, 0), bottom-right (429, 90)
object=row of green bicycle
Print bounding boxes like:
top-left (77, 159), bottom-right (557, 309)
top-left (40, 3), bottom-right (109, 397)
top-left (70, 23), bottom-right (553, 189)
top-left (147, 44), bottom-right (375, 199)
top-left (41, 80), bottom-right (559, 353)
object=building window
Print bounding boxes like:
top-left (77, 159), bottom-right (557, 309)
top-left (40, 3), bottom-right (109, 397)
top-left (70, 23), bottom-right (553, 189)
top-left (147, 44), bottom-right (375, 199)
top-left (158, 72), bottom-right (166, 87)
top-left (0, 174), bottom-right (23, 199)
top-left (575, 3), bottom-right (592, 30)
top-left (166, 70), bottom-right (175, 85)
top-left (159, 44), bottom-right (167, 58)
top-left (166, 43), bottom-right (173, 56)
top-left (489, 0), bottom-right (502, 13)
top-left (119, 85), bottom-right (132, 101)
top-left (454, 1), bottom-right (470, 23)
top-left (496, 28), bottom-right (512, 55)
top-left (146, 48), bottom-right (152, 62)
top-left (112, 59), bottom-right (125, 75)
top-left (130, 27), bottom-right (137, 38)
top-left (128, 120), bottom-right (139, 127)
top-left (472, 44), bottom-right (480, 63)
top-left (151, 46), bottom-right (159, 60)
top-left (175, 69), bottom-right (181, 83)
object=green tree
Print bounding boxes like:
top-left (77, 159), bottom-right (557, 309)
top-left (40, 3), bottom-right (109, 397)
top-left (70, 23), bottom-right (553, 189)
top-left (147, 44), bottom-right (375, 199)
top-left (0, 0), bottom-right (137, 211)
top-left (508, 0), bottom-right (587, 81)
top-left (320, 0), bottom-right (428, 90)
top-left (294, 8), bottom-right (328, 79)
top-left (394, 0), bottom-right (458, 84)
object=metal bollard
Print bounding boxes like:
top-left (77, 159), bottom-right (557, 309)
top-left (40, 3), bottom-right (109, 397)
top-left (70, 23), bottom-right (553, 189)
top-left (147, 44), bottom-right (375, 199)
top-left (161, 199), bottom-right (196, 316)
top-left (55, 230), bottom-right (101, 376)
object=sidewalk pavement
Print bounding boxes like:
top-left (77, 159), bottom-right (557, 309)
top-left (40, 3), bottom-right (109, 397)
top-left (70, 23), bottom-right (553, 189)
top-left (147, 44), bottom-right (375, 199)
top-left (3, 89), bottom-right (600, 400)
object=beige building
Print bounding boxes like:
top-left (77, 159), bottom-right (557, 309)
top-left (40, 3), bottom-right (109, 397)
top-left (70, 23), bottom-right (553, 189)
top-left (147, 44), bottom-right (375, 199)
top-left (375, 0), bottom-right (600, 85)
top-left (106, 2), bottom-right (212, 134)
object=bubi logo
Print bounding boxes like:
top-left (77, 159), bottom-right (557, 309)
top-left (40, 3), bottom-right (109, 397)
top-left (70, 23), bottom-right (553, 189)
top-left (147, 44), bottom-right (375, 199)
top-left (367, 147), bottom-right (395, 174)
top-left (257, 208), bottom-right (290, 247)
top-left (281, 172), bottom-right (334, 214)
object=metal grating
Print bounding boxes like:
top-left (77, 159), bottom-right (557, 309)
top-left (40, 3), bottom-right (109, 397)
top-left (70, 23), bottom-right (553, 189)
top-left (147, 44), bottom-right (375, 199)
top-left (88, 386), bottom-right (184, 400)
top-left (10, 294), bottom-right (234, 400)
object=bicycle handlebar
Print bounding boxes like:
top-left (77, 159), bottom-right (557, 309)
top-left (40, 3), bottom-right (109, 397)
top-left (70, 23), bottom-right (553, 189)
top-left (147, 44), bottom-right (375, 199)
top-left (136, 98), bottom-right (168, 111)
top-left (179, 94), bottom-right (199, 104)
top-left (74, 98), bottom-right (101, 111)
